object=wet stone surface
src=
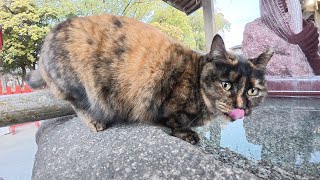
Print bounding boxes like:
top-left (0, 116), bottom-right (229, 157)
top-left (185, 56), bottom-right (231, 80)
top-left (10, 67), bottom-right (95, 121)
top-left (197, 97), bottom-right (320, 179)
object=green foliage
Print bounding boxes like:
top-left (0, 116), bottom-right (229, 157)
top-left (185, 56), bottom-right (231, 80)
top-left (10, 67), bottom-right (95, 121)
top-left (151, 22), bottom-right (184, 41)
top-left (148, 2), bottom-right (231, 51)
top-left (45, 0), bottom-right (156, 21)
top-left (150, 3), bottom-right (196, 49)
top-left (189, 10), bottom-right (206, 51)
top-left (0, 0), bottom-right (57, 81)
top-left (215, 13), bottom-right (231, 31)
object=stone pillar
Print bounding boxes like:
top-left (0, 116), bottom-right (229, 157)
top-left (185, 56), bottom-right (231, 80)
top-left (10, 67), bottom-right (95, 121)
top-left (202, 0), bottom-right (216, 52)
top-left (315, 9), bottom-right (320, 29)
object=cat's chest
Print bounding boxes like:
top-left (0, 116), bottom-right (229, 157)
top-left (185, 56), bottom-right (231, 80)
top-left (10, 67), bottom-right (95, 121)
top-left (161, 86), bottom-right (200, 115)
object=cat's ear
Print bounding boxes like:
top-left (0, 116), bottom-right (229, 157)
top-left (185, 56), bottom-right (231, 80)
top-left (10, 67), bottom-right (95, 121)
top-left (209, 34), bottom-right (227, 59)
top-left (250, 48), bottom-right (274, 69)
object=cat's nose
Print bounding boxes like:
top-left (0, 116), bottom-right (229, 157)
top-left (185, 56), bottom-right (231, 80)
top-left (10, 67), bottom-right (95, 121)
top-left (235, 96), bottom-right (247, 109)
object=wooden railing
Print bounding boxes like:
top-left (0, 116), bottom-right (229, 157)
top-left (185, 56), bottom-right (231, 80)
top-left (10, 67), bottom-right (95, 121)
top-left (0, 90), bottom-right (74, 127)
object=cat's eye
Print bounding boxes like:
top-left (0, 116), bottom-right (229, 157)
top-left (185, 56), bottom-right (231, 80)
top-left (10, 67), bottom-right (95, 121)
top-left (247, 88), bottom-right (259, 96)
top-left (221, 81), bottom-right (232, 91)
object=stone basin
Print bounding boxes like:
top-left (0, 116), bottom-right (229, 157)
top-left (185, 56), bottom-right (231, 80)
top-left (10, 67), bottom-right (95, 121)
top-left (198, 96), bottom-right (320, 179)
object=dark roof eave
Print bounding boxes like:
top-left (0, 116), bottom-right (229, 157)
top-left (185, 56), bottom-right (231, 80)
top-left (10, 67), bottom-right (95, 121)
top-left (162, 0), bottom-right (202, 15)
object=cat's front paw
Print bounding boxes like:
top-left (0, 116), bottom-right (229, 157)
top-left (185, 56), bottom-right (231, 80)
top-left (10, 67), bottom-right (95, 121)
top-left (172, 129), bottom-right (200, 145)
top-left (87, 121), bottom-right (107, 132)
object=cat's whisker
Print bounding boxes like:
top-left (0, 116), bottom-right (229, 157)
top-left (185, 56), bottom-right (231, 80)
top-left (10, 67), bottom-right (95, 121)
top-left (217, 103), bottom-right (232, 113)
top-left (186, 113), bottom-right (201, 128)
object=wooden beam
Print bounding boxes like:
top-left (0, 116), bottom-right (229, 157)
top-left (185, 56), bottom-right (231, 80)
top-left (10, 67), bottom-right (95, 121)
top-left (184, 0), bottom-right (196, 10)
top-left (202, 0), bottom-right (216, 52)
top-left (183, 0), bottom-right (202, 15)
top-left (186, 3), bottom-right (202, 15)
top-left (178, 0), bottom-right (191, 7)
top-left (0, 91), bottom-right (75, 127)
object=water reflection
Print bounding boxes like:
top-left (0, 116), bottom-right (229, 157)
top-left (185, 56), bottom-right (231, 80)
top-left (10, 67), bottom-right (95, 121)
top-left (220, 120), bottom-right (262, 161)
top-left (198, 98), bottom-right (320, 177)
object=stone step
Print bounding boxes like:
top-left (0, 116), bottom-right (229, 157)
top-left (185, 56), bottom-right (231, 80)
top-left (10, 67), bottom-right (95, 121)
top-left (267, 76), bottom-right (320, 97)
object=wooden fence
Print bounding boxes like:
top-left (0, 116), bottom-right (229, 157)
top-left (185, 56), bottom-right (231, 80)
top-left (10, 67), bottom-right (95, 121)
top-left (0, 84), bottom-right (33, 95)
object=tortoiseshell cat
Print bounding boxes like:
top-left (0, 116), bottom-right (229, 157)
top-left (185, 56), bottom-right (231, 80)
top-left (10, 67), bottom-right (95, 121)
top-left (26, 14), bottom-right (273, 144)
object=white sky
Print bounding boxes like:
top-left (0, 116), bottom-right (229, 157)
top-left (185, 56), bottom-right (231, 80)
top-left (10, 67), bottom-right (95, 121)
top-left (215, 0), bottom-right (260, 48)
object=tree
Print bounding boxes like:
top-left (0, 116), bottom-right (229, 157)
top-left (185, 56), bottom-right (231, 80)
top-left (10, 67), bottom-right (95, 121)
top-left (150, 3), bottom-right (197, 49)
top-left (46, 0), bottom-right (157, 21)
top-left (189, 10), bottom-right (206, 51)
top-left (189, 10), bottom-right (231, 51)
top-left (48, 0), bottom-right (231, 52)
top-left (0, 0), bottom-right (57, 85)
top-left (215, 12), bottom-right (231, 32)
top-left (150, 3), bottom-right (231, 51)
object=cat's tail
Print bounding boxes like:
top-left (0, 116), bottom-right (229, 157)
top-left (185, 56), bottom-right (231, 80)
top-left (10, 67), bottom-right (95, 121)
top-left (26, 69), bottom-right (47, 89)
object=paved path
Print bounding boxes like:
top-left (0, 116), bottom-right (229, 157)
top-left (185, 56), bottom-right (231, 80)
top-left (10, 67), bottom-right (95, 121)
top-left (0, 123), bottom-right (39, 180)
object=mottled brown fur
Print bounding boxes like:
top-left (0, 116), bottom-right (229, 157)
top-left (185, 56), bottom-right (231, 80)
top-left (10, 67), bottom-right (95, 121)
top-left (26, 14), bottom-right (273, 144)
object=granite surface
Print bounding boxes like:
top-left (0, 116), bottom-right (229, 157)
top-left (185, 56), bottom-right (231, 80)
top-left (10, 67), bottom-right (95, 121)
top-left (32, 116), bottom-right (258, 180)
top-left (198, 97), bottom-right (320, 179)
top-left (32, 97), bottom-right (320, 179)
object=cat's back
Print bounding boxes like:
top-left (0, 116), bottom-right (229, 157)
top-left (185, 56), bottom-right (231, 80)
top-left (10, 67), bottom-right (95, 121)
top-left (49, 14), bottom-right (176, 64)
top-left (43, 14), bottom-right (182, 85)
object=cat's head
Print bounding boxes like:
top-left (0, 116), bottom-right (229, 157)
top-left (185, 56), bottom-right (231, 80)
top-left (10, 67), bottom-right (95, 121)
top-left (200, 34), bottom-right (273, 121)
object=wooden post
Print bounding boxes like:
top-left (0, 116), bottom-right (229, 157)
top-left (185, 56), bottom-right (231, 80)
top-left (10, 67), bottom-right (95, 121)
top-left (202, 0), bottom-right (216, 52)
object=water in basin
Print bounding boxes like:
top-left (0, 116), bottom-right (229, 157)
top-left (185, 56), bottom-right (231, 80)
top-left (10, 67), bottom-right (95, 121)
top-left (197, 97), bottom-right (320, 178)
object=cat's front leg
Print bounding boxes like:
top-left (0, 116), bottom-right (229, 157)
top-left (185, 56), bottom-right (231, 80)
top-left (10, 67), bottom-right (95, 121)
top-left (166, 114), bottom-right (200, 145)
top-left (72, 106), bottom-right (107, 132)
top-left (172, 128), bottom-right (200, 145)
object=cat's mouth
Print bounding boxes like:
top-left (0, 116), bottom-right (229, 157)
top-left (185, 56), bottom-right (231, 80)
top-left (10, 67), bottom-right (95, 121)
top-left (215, 101), bottom-right (245, 121)
top-left (222, 108), bottom-right (245, 121)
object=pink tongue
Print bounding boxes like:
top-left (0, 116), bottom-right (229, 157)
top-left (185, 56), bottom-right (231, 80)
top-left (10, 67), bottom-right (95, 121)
top-left (228, 109), bottom-right (245, 120)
